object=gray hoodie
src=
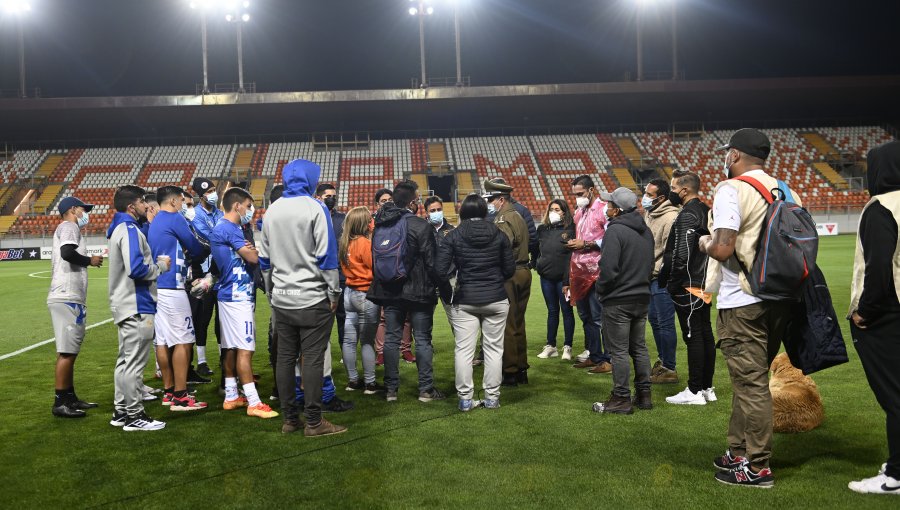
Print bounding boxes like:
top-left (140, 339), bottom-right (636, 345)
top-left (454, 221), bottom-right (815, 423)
top-left (106, 212), bottom-right (167, 324)
top-left (258, 159), bottom-right (341, 310)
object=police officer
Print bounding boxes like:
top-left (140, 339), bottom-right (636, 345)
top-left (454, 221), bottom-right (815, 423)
top-left (484, 180), bottom-right (532, 386)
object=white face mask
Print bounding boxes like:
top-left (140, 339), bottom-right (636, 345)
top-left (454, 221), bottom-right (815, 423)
top-left (240, 205), bottom-right (254, 225)
top-left (487, 203), bottom-right (497, 215)
top-left (723, 151), bottom-right (734, 179)
top-left (76, 211), bottom-right (90, 228)
top-left (183, 206), bottom-right (196, 222)
top-left (548, 211), bottom-right (561, 224)
top-left (206, 192), bottom-right (218, 206)
top-left (576, 197), bottom-right (590, 209)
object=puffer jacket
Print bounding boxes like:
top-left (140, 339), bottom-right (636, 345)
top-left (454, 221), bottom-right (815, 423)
top-left (366, 202), bottom-right (439, 306)
top-left (536, 221), bottom-right (575, 282)
top-left (435, 218), bottom-right (515, 305)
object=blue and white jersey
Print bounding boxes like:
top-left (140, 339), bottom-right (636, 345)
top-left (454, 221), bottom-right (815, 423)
top-left (192, 204), bottom-right (224, 273)
top-left (148, 210), bottom-right (206, 290)
top-left (210, 218), bottom-right (255, 302)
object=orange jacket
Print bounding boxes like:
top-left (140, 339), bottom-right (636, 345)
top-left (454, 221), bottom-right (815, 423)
top-left (341, 236), bottom-right (373, 292)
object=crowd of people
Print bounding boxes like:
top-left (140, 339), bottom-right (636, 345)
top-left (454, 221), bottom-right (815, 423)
top-left (44, 130), bottom-right (899, 493)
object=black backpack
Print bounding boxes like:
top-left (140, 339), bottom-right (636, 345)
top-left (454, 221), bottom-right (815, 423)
top-left (372, 211), bottom-right (411, 283)
top-left (733, 176), bottom-right (819, 301)
top-left (784, 264), bottom-right (849, 375)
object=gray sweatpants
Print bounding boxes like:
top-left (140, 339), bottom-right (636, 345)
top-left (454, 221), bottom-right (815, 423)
top-left (114, 314), bottom-right (155, 416)
top-left (450, 300), bottom-right (509, 401)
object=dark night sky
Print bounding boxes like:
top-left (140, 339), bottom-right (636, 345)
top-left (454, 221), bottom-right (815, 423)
top-left (0, 0), bottom-right (897, 97)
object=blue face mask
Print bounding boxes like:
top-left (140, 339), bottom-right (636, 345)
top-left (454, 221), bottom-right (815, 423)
top-left (429, 211), bottom-right (444, 225)
top-left (641, 195), bottom-right (654, 211)
top-left (206, 192), bottom-right (218, 206)
top-left (76, 211), bottom-right (90, 228)
top-left (487, 203), bottom-right (497, 215)
top-left (240, 205), bottom-right (254, 225)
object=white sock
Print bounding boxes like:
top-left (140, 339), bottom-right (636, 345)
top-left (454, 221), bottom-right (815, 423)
top-left (225, 377), bottom-right (239, 400)
top-left (243, 383), bottom-right (261, 407)
top-left (197, 346), bottom-right (207, 365)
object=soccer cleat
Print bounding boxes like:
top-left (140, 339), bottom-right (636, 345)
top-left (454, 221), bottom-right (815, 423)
top-left (714, 450), bottom-right (748, 471)
top-left (52, 403), bottom-right (86, 418)
top-left (537, 345), bottom-right (558, 359)
top-left (402, 351), bottom-right (417, 364)
top-left (703, 387), bottom-right (718, 402)
top-left (223, 396), bottom-right (248, 410)
top-left (364, 382), bottom-right (386, 395)
top-left (666, 387), bottom-right (707, 405)
top-left (561, 346), bottom-right (573, 361)
top-left (161, 393), bottom-right (174, 406)
top-left (196, 362), bottom-right (214, 377)
top-left (170, 395), bottom-right (208, 412)
top-left (345, 379), bottom-right (365, 392)
top-left (323, 396), bottom-right (355, 413)
top-left (575, 349), bottom-right (591, 362)
top-left (187, 369), bottom-right (211, 385)
top-left (304, 418), bottom-right (347, 437)
top-left (109, 411), bottom-right (128, 427)
top-left (848, 464), bottom-right (900, 495)
top-left (458, 399), bottom-right (482, 412)
top-left (69, 399), bottom-right (99, 410)
top-left (483, 398), bottom-right (500, 409)
top-left (123, 412), bottom-right (166, 431)
top-left (247, 402), bottom-right (279, 419)
top-left (386, 388), bottom-right (398, 402)
top-left (715, 464), bottom-right (774, 488)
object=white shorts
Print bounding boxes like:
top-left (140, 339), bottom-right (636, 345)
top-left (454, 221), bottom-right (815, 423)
top-left (218, 300), bottom-right (256, 351)
top-left (49, 302), bottom-right (86, 354)
top-left (154, 289), bottom-right (196, 347)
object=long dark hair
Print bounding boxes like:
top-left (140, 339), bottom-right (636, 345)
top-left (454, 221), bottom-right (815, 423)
top-left (541, 199), bottom-right (573, 228)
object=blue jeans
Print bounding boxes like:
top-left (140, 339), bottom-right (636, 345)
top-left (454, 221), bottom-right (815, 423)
top-left (649, 279), bottom-right (678, 370)
top-left (576, 290), bottom-right (610, 364)
top-left (540, 278), bottom-right (575, 348)
top-left (383, 303), bottom-right (435, 393)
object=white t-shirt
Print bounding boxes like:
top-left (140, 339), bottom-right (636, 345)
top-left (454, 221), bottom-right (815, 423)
top-left (712, 170), bottom-right (765, 310)
top-left (47, 221), bottom-right (88, 305)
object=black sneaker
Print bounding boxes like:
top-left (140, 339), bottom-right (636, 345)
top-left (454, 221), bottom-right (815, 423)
top-left (364, 382), bottom-right (386, 395)
top-left (70, 399), bottom-right (99, 410)
top-left (418, 387), bottom-right (446, 402)
top-left (196, 362), bottom-right (214, 377)
top-left (323, 396), bottom-right (354, 413)
top-left (501, 373), bottom-right (518, 387)
top-left (122, 412), bottom-right (166, 431)
top-left (52, 403), bottom-right (86, 418)
top-left (110, 410), bottom-right (128, 427)
top-left (345, 379), bottom-right (365, 392)
top-left (386, 388), bottom-right (398, 402)
top-left (714, 450), bottom-right (748, 471)
top-left (187, 369), bottom-right (212, 385)
top-left (516, 369), bottom-right (529, 385)
top-left (715, 464), bottom-right (774, 488)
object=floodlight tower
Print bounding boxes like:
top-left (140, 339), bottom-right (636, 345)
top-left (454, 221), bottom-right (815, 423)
top-left (188, 0), bottom-right (215, 94)
top-left (408, 0), bottom-right (434, 88)
top-left (2, 0), bottom-right (31, 98)
top-left (452, 0), bottom-right (463, 87)
top-left (224, 1), bottom-right (251, 94)
top-left (633, 0), bottom-right (679, 81)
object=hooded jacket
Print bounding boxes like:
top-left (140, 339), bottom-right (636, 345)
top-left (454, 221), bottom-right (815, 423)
top-left (645, 199), bottom-right (679, 278)
top-left (258, 159), bottom-right (341, 310)
top-left (435, 218), bottom-right (515, 305)
top-left (536, 221), bottom-right (575, 282)
top-left (366, 202), bottom-right (439, 306)
top-left (659, 197), bottom-right (710, 293)
top-left (106, 212), bottom-right (166, 323)
top-left (595, 209), bottom-right (654, 305)
top-left (850, 141), bottom-right (900, 320)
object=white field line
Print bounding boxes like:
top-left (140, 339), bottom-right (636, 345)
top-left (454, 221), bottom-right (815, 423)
top-left (0, 318), bottom-right (114, 361)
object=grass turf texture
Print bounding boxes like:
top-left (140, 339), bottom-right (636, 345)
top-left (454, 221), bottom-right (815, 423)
top-left (0, 235), bottom-right (895, 508)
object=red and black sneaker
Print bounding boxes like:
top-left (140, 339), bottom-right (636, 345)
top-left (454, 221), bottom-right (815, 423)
top-left (170, 394), bottom-right (208, 412)
top-left (715, 464), bottom-right (774, 488)
top-left (713, 450), bottom-right (748, 471)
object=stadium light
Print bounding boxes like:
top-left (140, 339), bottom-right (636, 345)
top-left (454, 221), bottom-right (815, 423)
top-left (451, 0), bottom-right (464, 87)
top-left (186, 0), bottom-right (216, 94)
top-left (1, 0), bottom-right (31, 98)
top-left (408, 0), bottom-right (433, 88)
top-left (632, 0), bottom-right (679, 81)
top-left (223, 0), bottom-right (251, 94)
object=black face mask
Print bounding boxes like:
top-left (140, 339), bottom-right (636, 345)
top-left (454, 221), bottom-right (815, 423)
top-left (323, 196), bottom-right (336, 211)
top-left (668, 190), bottom-right (684, 207)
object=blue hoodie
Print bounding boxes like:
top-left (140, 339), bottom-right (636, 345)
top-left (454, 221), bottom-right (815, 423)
top-left (258, 159), bottom-right (342, 310)
top-left (107, 212), bottom-right (166, 323)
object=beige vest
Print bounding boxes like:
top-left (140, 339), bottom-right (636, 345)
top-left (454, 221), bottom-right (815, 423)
top-left (704, 172), bottom-right (802, 295)
top-left (849, 190), bottom-right (900, 316)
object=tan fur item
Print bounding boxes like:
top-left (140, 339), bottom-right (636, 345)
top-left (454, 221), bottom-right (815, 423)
top-left (769, 352), bottom-right (825, 433)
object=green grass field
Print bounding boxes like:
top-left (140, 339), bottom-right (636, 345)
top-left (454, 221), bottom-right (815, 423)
top-left (0, 235), bottom-right (895, 508)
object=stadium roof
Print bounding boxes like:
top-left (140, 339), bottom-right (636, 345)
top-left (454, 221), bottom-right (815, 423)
top-left (1, 75), bottom-right (899, 147)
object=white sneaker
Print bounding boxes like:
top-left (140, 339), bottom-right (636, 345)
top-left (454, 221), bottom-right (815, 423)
top-left (122, 412), bottom-right (166, 432)
top-left (575, 349), bottom-right (591, 362)
top-left (849, 464), bottom-right (900, 495)
top-left (665, 387), bottom-right (707, 405)
top-left (142, 384), bottom-right (161, 394)
top-left (537, 345), bottom-right (558, 359)
top-left (703, 387), bottom-right (718, 402)
top-left (561, 346), bottom-right (573, 361)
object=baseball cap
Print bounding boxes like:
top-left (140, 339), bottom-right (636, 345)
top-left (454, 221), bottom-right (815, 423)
top-left (192, 177), bottom-right (215, 195)
top-left (599, 187), bottom-right (638, 210)
top-left (58, 196), bottom-right (94, 215)
top-left (717, 128), bottom-right (771, 160)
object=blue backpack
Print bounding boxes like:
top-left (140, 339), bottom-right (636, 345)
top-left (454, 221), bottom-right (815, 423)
top-left (372, 211), bottom-right (411, 283)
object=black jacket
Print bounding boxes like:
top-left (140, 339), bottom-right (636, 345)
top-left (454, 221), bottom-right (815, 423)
top-left (535, 221), bottom-right (575, 282)
top-left (366, 203), bottom-right (439, 306)
top-left (434, 220), bottom-right (456, 303)
top-left (659, 198), bottom-right (710, 293)
top-left (595, 209), bottom-right (654, 306)
top-left (435, 218), bottom-right (515, 305)
top-left (331, 209), bottom-right (347, 285)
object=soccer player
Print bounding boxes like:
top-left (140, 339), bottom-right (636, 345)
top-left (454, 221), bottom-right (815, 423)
top-left (107, 185), bottom-right (170, 431)
top-left (49, 196), bottom-right (103, 418)
top-left (148, 186), bottom-right (209, 411)
top-left (210, 187), bottom-right (277, 419)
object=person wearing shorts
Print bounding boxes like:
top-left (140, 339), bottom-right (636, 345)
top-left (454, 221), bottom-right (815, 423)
top-left (48, 196), bottom-right (104, 418)
top-left (210, 187), bottom-right (277, 419)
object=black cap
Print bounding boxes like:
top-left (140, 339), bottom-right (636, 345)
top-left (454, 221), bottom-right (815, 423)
top-left (192, 177), bottom-right (215, 195)
top-left (717, 128), bottom-right (771, 160)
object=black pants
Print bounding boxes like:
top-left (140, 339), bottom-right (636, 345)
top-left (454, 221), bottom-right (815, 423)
top-left (336, 285), bottom-right (346, 353)
top-left (672, 290), bottom-right (716, 394)
top-left (851, 314), bottom-right (900, 479)
top-left (189, 289), bottom-right (220, 349)
top-left (274, 300), bottom-right (334, 426)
